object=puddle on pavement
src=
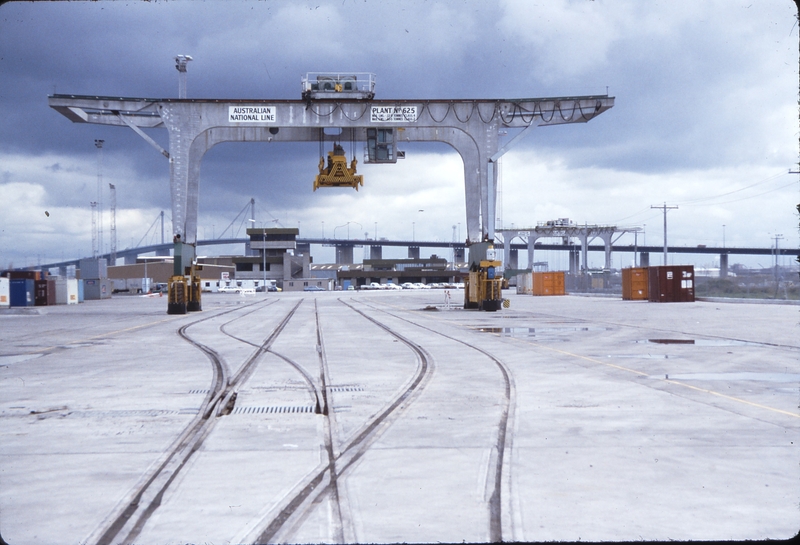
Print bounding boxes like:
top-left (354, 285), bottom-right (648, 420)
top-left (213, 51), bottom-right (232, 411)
top-left (654, 372), bottom-right (800, 383)
top-left (478, 326), bottom-right (609, 337)
top-left (637, 339), bottom-right (762, 347)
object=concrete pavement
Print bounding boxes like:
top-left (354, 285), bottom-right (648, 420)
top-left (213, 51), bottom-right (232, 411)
top-left (1, 291), bottom-right (798, 543)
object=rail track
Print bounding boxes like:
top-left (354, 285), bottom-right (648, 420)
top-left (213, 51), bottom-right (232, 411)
top-left (7, 291), bottom-right (797, 544)
top-left (350, 296), bottom-right (516, 543)
top-left (88, 298), bottom-right (300, 545)
top-left (241, 297), bottom-right (435, 543)
top-left (238, 296), bottom-right (517, 543)
top-left (85, 294), bottom-right (520, 544)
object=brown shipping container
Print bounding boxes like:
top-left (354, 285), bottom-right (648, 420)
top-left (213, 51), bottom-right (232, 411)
top-left (532, 271), bottom-right (565, 296)
top-left (622, 267), bottom-right (648, 300)
top-left (647, 265), bottom-right (695, 302)
top-left (34, 279), bottom-right (56, 306)
top-left (4, 270), bottom-right (41, 281)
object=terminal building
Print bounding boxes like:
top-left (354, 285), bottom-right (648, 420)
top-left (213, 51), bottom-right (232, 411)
top-left (333, 255), bottom-right (460, 288)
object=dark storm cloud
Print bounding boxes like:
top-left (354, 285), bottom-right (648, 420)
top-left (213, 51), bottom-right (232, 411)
top-left (0, 0), bottom-right (797, 267)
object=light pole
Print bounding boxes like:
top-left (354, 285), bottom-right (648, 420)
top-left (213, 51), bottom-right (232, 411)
top-left (95, 139), bottom-right (104, 258)
top-left (722, 224), bottom-right (726, 249)
top-left (334, 221), bottom-right (361, 240)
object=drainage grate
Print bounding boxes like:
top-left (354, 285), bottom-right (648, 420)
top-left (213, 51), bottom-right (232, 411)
top-left (327, 385), bottom-right (364, 392)
top-left (232, 405), bottom-right (314, 415)
top-left (69, 409), bottom-right (181, 418)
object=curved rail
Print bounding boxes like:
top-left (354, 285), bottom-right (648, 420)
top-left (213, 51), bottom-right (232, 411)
top-left (88, 298), bottom-right (298, 545)
top-left (353, 297), bottom-right (516, 542)
top-left (219, 303), bottom-right (323, 414)
top-left (246, 298), bottom-right (435, 543)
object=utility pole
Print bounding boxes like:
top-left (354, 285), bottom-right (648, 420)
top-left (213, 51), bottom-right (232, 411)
top-left (773, 234), bottom-right (784, 285)
top-left (109, 183), bottom-right (117, 265)
top-left (651, 202), bottom-right (678, 265)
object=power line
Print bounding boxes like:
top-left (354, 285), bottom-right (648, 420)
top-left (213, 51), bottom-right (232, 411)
top-left (681, 179), bottom-right (798, 207)
top-left (675, 169), bottom-right (789, 205)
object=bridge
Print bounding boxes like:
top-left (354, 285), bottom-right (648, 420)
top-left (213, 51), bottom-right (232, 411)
top-left (29, 237), bottom-right (799, 274)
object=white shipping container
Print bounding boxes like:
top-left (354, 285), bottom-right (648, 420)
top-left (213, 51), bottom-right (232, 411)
top-left (515, 272), bottom-right (533, 295)
top-left (0, 277), bottom-right (9, 307)
top-left (67, 278), bottom-right (79, 304)
top-left (111, 278), bottom-right (152, 294)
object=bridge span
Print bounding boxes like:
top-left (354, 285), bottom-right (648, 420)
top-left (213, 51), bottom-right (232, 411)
top-left (27, 237), bottom-right (800, 273)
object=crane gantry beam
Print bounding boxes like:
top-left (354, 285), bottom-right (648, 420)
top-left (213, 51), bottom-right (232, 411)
top-left (49, 91), bottom-right (613, 275)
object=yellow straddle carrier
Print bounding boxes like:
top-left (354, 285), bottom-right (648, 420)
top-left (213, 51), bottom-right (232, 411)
top-left (314, 143), bottom-right (363, 191)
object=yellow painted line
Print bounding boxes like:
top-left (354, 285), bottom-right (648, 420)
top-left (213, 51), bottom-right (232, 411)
top-left (663, 378), bottom-right (800, 419)
top-left (18, 314), bottom-right (185, 356)
top-left (535, 340), bottom-right (800, 419)
top-left (352, 301), bottom-right (799, 420)
top-left (478, 329), bottom-right (800, 420)
top-left (84, 315), bottom-right (184, 341)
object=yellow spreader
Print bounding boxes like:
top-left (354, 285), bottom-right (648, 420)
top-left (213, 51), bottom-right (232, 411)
top-left (314, 143), bottom-right (363, 191)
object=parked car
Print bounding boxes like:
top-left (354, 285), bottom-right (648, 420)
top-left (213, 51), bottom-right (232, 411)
top-left (401, 282), bottom-right (416, 289)
top-left (303, 285), bottom-right (325, 291)
top-left (362, 282), bottom-right (383, 290)
top-left (384, 282), bottom-right (402, 290)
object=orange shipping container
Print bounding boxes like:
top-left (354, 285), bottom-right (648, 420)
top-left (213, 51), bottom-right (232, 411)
top-left (532, 272), bottom-right (565, 296)
top-left (621, 267), bottom-right (648, 300)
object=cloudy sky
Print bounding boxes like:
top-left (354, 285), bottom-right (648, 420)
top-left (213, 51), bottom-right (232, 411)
top-left (1, 0), bottom-right (798, 270)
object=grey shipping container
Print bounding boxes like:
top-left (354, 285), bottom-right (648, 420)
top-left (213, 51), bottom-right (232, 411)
top-left (52, 276), bottom-right (69, 304)
top-left (84, 278), bottom-right (112, 300)
top-left (79, 258), bottom-right (108, 280)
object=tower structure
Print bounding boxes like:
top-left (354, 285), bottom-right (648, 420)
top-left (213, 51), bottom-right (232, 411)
top-left (90, 201), bottom-right (98, 258)
top-left (95, 139), bottom-right (104, 256)
top-left (109, 183), bottom-right (117, 265)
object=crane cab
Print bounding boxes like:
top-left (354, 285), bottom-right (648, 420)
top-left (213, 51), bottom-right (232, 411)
top-left (314, 143), bottom-right (363, 191)
top-left (302, 72), bottom-right (376, 101)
